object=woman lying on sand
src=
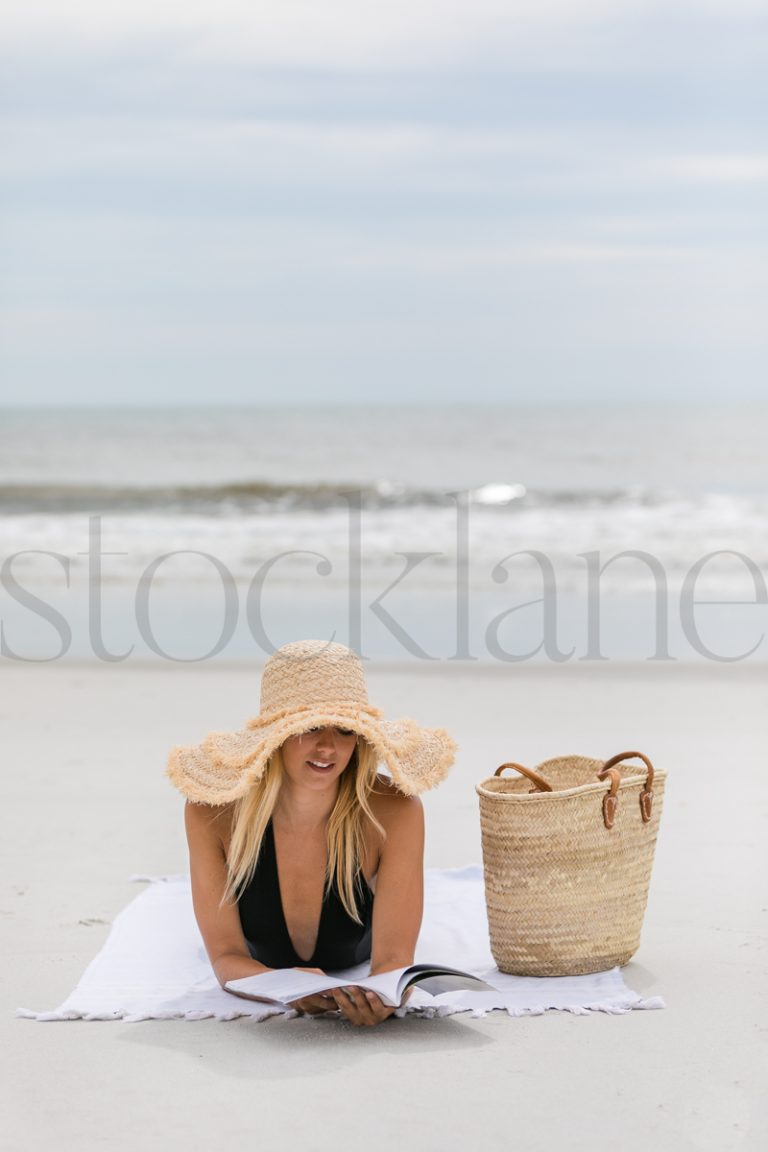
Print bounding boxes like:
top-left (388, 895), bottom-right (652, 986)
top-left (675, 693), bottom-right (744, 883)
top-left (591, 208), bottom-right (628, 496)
top-left (167, 639), bottom-right (456, 1027)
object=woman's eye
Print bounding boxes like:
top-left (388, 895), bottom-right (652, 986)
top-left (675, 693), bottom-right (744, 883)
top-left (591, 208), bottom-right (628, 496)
top-left (303, 726), bottom-right (354, 737)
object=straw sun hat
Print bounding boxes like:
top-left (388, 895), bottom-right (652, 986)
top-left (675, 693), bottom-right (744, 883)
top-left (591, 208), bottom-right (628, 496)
top-left (167, 639), bottom-right (457, 805)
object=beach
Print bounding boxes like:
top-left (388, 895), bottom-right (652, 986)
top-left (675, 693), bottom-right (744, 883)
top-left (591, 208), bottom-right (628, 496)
top-left (3, 658), bottom-right (765, 1151)
top-left (4, 0), bottom-right (766, 1141)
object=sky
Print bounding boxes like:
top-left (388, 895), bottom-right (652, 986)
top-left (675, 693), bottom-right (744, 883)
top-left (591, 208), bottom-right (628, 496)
top-left (1, 1), bottom-right (766, 406)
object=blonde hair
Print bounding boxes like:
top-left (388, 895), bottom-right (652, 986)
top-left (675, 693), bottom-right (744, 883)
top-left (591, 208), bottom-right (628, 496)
top-left (222, 738), bottom-right (385, 923)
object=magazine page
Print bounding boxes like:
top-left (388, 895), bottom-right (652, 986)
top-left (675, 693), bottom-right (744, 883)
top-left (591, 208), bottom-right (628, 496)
top-left (395, 964), bottom-right (497, 996)
top-left (404, 972), bottom-right (498, 997)
top-left (352, 968), bottom-right (411, 1007)
top-left (225, 969), bottom-right (345, 1005)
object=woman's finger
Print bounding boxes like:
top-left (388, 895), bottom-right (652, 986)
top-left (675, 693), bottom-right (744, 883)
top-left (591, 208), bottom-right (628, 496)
top-left (290, 992), bottom-right (338, 1016)
top-left (288, 968), bottom-right (336, 1015)
top-left (331, 986), bottom-right (395, 1027)
top-left (330, 986), bottom-right (362, 1022)
top-left (362, 990), bottom-right (390, 1017)
top-left (361, 990), bottom-right (397, 1024)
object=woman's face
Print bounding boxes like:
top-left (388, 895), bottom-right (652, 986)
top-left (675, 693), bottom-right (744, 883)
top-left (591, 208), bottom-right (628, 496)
top-left (280, 726), bottom-right (358, 791)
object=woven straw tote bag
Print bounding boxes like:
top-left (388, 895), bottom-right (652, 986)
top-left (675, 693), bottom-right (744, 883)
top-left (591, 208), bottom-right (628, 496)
top-left (476, 751), bottom-right (666, 976)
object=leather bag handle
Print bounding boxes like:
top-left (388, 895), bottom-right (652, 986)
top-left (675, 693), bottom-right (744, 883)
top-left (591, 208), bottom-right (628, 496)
top-left (494, 753), bottom-right (656, 829)
top-left (494, 762), bottom-right (554, 793)
top-left (599, 751), bottom-right (655, 823)
top-left (596, 766), bottom-right (621, 829)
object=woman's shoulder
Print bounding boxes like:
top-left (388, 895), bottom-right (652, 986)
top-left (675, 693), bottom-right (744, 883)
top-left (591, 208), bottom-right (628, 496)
top-left (184, 799), bottom-right (237, 846)
top-left (368, 774), bottom-right (424, 824)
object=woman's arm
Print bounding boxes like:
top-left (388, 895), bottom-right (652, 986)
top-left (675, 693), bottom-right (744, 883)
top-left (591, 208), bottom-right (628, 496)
top-left (367, 791), bottom-right (425, 975)
top-left (184, 800), bottom-right (273, 989)
top-left (327, 789), bottom-right (424, 1026)
top-left (186, 802), bottom-right (332, 1015)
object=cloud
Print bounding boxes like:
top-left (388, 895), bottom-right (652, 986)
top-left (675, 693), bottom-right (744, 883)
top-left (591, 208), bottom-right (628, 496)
top-left (651, 153), bottom-right (768, 185)
top-left (2, 0), bottom-right (765, 71)
top-left (1, 0), bottom-right (765, 405)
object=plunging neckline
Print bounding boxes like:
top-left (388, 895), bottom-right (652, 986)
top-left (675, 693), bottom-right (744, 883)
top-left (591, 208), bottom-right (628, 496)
top-left (269, 820), bottom-right (328, 965)
top-left (236, 820), bottom-right (377, 971)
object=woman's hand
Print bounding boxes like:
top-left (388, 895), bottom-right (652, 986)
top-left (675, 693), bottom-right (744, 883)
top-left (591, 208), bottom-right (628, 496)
top-left (288, 968), bottom-right (339, 1016)
top-left (289, 971), bottom-right (413, 1025)
top-left (329, 984), bottom-right (411, 1027)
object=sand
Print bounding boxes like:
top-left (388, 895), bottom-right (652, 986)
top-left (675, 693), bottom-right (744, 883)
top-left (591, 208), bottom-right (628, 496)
top-left (1, 659), bottom-right (766, 1152)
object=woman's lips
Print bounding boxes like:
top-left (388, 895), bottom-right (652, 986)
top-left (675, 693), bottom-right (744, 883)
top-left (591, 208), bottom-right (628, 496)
top-left (307, 759), bottom-right (334, 772)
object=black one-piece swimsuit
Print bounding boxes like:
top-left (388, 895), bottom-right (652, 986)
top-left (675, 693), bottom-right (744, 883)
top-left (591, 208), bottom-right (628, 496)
top-left (237, 820), bottom-right (375, 971)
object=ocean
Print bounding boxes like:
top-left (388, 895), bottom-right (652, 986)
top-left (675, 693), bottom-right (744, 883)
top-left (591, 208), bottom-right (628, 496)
top-left (1, 404), bottom-right (766, 663)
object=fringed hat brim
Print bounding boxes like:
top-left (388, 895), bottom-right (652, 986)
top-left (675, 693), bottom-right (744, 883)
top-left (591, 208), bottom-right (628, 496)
top-left (167, 704), bottom-right (457, 805)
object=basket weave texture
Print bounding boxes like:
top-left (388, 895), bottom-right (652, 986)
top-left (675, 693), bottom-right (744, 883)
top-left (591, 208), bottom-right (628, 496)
top-left (476, 752), bottom-right (666, 976)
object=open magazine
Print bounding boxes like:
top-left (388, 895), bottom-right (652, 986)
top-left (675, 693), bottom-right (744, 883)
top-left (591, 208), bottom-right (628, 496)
top-left (225, 964), bottom-right (498, 1009)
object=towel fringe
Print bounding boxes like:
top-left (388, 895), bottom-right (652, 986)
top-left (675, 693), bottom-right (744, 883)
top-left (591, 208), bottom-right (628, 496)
top-left (17, 996), bottom-right (664, 1023)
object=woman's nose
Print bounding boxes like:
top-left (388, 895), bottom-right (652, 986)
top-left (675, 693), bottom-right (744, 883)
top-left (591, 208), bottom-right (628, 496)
top-left (313, 727), bottom-right (336, 750)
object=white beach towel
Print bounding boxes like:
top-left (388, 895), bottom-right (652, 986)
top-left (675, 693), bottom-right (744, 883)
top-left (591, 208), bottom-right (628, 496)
top-left (17, 866), bottom-right (664, 1022)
